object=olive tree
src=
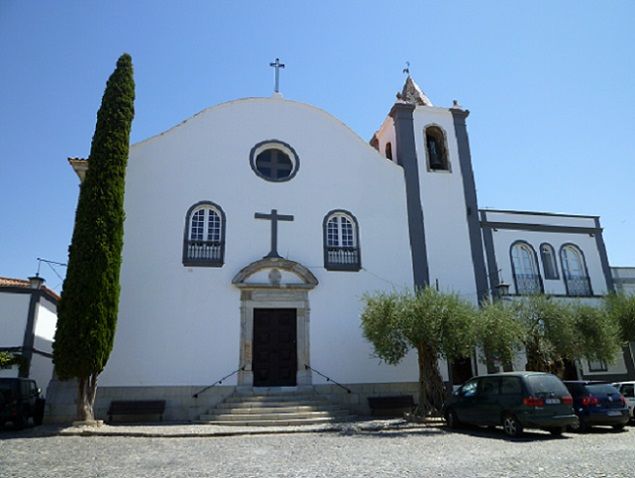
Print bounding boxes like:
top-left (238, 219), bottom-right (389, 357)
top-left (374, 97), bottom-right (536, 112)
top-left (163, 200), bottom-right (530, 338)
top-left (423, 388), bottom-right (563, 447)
top-left (361, 287), bottom-right (478, 415)
top-left (476, 300), bottom-right (526, 372)
top-left (515, 295), bottom-right (621, 375)
top-left (605, 292), bottom-right (635, 343)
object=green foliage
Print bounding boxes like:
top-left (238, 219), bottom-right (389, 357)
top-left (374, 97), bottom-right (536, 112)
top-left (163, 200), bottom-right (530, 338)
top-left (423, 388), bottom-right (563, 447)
top-left (572, 303), bottom-right (621, 363)
top-left (361, 287), bottom-right (478, 413)
top-left (53, 54), bottom-right (135, 381)
top-left (605, 292), bottom-right (635, 342)
top-left (361, 287), bottom-right (478, 364)
top-left (514, 295), bottom-right (575, 372)
top-left (514, 295), bottom-right (622, 373)
top-left (0, 351), bottom-right (23, 368)
top-left (476, 300), bottom-right (525, 367)
top-left (360, 292), bottom-right (408, 365)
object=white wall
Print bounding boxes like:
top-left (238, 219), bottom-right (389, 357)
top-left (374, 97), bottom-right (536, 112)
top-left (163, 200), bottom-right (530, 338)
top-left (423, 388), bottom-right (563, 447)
top-left (34, 301), bottom-right (56, 352)
top-left (0, 366), bottom-right (18, 378)
top-left (101, 97), bottom-right (417, 387)
top-left (612, 267), bottom-right (635, 295)
top-left (0, 292), bottom-right (29, 346)
top-left (374, 116), bottom-right (397, 163)
top-left (29, 354), bottom-right (54, 397)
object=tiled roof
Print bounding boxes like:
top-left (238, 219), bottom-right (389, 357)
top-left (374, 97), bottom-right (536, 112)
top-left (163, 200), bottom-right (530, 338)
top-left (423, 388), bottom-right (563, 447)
top-left (397, 76), bottom-right (433, 106)
top-left (0, 276), bottom-right (61, 302)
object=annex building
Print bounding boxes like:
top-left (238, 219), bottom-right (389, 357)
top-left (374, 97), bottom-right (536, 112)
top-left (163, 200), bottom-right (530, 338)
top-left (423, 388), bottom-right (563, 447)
top-left (47, 76), bottom-right (633, 422)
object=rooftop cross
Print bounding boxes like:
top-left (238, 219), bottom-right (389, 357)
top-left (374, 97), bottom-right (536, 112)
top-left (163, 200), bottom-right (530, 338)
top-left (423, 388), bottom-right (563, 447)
top-left (403, 61), bottom-right (410, 76)
top-left (255, 209), bottom-right (294, 258)
top-left (269, 58), bottom-right (285, 93)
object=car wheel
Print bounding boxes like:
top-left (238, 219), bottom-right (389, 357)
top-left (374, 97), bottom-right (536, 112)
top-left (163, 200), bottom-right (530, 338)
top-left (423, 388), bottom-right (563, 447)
top-left (445, 409), bottom-right (461, 429)
top-left (13, 413), bottom-right (25, 430)
top-left (576, 419), bottom-right (589, 433)
top-left (612, 424), bottom-right (625, 431)
top-left (547, 427), bottom-right (564, 436)
top-left (502, 414), bottom-right (523, 438)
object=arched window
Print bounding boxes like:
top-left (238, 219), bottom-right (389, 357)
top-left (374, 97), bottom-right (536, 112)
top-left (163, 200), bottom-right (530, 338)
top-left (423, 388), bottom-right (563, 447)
top-left (425, 126), bottom-right (449, 171)
top-left (183, 201), bottom-right (226, 267)
top-left (540, 243), bottom-right (559, 280)
top-left (385, 142), bottom-right (393, 160)
top-left (323, 210), bottom-right (360, 271)
top-left (510, 242), bottom-right (542, 294)
top-left (560, 244), bottom-right (592, 296)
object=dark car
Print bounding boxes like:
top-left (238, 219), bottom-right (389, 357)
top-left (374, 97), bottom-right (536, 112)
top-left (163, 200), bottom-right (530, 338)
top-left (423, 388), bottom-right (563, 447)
top-left (563, 381), bottom-right (630, 432)
top-left (443, 372), bottom-right (578, 437)
top-left (0, 378), bottom-right (44, 429)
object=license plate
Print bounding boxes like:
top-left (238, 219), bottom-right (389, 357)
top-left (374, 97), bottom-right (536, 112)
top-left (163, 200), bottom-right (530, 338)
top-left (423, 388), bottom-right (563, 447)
top-left (545, 398), bottom-right (560, 405)
top-left (607, 411), bottom-right (622, 416)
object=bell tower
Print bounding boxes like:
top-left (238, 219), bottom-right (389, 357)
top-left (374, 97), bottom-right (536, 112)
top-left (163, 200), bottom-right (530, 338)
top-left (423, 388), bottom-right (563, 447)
top-left (379, 76), bottom-right (488, 303)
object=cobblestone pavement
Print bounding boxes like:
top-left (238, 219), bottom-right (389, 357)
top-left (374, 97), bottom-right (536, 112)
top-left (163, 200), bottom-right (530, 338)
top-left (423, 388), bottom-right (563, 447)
top-left (1, 423), bottom-right (633, 477)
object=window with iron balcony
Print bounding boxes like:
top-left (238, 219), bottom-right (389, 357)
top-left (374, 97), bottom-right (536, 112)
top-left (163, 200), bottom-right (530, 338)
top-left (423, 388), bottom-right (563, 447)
top-left (510, 241), bottom-right (543, 295)
top-left (323, 210), bottom-right (361, 271)
top-left (183, 201), bottom-right (226, 267)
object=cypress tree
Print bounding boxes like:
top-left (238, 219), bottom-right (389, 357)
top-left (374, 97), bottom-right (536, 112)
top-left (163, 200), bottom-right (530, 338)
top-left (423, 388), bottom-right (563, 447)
top-left (53, 54), bottom-right (135, 421)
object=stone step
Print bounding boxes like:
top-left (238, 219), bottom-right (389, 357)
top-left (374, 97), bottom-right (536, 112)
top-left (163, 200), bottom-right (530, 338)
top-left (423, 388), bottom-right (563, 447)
top-left (235, 387), bottom-right (312, 395)
top-left (219, 399), bottom-right (332, 409)
top-left (200, 389), bottom-right (355, 427)
top-left (207, 408), bottom-right (350, 418)
top-left (196, 416), bottom-right (356, 427)
top-left (224, 394), bottom-right (323, 403)
top-left (214, 404), bottom-right (345, 414)
top-left (200, 410), bottom-right (341, 421)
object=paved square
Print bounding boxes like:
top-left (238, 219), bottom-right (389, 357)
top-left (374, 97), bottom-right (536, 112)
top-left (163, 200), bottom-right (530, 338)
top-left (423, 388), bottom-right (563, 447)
top-left (1, 425), bottom-right (633, 477)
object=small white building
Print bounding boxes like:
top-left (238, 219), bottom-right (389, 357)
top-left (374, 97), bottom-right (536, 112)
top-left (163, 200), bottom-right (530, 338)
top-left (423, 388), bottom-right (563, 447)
top-left (0, 276), bottom-right (59, 395)
top-left (48, 76), bottom-right (631, 421)
top-left (612, 267), bottom-right (635, 296)
top-left (480, 210), bottom-right (634, 381)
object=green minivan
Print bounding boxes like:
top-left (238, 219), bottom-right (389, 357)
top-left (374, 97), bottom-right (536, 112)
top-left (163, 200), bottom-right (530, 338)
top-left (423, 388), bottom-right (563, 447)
top-left (443, 372), bottom-right (579, 437)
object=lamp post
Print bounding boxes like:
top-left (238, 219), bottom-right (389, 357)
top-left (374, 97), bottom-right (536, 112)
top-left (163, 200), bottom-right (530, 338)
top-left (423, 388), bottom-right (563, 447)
top-left (493, 281), bottom-right (510, 300)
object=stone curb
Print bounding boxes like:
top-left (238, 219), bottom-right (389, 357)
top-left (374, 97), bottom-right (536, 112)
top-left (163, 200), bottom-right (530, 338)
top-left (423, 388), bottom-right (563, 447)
top-left (57, 419), bottom-right (445, 439)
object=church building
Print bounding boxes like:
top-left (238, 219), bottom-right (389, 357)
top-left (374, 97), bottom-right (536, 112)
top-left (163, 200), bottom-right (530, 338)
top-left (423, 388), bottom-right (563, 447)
top-left (47, 73), bottom-right (632, 423)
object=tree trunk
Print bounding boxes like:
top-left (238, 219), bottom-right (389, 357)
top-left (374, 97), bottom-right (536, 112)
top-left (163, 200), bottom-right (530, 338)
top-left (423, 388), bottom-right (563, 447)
top-left (76, 373), bottom-right (98, 421)
top-left (416, 343), bottom-right (446, 416)
top-left (524, 336), bottom-right (550, 372)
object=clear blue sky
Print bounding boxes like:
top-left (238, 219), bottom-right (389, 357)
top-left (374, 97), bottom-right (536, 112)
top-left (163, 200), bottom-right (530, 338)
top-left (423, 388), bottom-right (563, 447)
top-left (1, 1), bottom-right (633, 292)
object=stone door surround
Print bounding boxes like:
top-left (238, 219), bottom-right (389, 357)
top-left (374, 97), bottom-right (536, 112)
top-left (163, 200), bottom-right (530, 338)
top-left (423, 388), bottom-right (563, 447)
top-left (232, 257), bottom-right (318, 386)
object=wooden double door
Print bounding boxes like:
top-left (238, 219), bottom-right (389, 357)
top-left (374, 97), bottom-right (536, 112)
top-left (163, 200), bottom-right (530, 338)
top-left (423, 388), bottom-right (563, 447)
top-left (252, 308), bottom-right (297, 387)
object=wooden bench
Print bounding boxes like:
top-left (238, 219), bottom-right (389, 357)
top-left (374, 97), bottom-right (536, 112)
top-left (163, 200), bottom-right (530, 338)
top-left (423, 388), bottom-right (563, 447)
top-left (107, 400), bottom-right (166, 423)
top-left (368, 395), bottom-right (415, 417)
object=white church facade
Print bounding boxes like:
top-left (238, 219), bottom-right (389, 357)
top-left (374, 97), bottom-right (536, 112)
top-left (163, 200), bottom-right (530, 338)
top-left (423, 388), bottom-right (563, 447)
top-left (47, 77), bottom-right (632, 422)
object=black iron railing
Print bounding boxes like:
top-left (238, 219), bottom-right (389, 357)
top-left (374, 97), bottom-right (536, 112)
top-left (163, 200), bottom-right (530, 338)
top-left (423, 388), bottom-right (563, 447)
top-left (304, 364), bottom-right (352, 394)
top-left (192, 366), bottom-right (245, 398)
top-left (564, 276), bottom-right (592, 296)
top-left (186, 240), bottom-right (223, 262)
top-left (514, 273), bottom-right (542, 295)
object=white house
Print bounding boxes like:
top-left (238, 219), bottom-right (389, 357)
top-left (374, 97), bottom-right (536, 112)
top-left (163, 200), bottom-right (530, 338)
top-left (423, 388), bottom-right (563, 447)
top-left (0, 276), bottom-right (59, 395)
top-left (47, 76), bottom-right (632, 422)
top-left (613, 267), bottom-right (635, 296)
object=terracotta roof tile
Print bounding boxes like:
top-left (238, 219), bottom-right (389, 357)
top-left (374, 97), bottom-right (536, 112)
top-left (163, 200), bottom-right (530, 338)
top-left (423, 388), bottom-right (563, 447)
top-left (0, 276), bottom-right (61, 302)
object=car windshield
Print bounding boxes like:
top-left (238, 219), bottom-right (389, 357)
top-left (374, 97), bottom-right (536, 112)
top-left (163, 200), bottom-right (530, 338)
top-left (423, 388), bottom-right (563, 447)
top-left (526, 374), bottom-right (568, 396)
top-left (586, 384), bottom-right (619, 395)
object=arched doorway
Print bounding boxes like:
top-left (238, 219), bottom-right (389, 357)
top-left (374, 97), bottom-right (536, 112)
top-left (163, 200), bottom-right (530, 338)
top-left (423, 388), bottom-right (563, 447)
top-left (232, 257), bottom-right (318, 387)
